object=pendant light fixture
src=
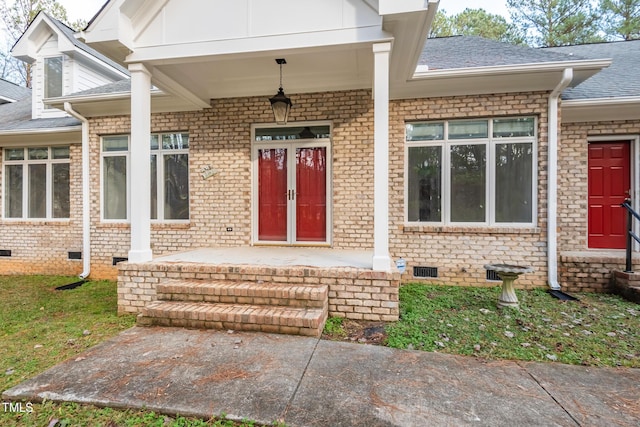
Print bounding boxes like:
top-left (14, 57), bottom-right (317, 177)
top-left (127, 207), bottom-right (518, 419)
top-left (269, 58), bottom-right (292, 125)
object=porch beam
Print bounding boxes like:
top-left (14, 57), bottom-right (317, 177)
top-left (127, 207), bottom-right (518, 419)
top-left (128, 63), bottom-right (153, 263)
top-left (372, 42), bottom-right (392, 272)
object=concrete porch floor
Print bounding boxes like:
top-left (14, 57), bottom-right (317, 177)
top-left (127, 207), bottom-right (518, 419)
top-left (152, 247), bottom-right (376, 269)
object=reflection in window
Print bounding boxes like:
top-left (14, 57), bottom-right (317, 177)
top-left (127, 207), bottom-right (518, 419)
top-left (3, 147), bottom-right (70, 219)
top-left (44, 57), bottom-right (63, 108)
top-left (405, 117), bottom-right (536, 225)
top-left (450, 145), bottom-right (486, 222)
top-left (496, 143), bottom-right (533, 222)
top-left (408, 146), bottom-right (442, 221)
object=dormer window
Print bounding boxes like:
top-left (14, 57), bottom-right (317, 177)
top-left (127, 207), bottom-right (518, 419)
top-left (44, 56), bottom-right (62, 108)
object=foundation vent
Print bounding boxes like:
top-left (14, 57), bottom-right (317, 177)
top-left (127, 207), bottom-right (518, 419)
top-left (486, 270), bottom-right (501, 281)
top-left (112, 257), bottom-right (128, 266)
top-left (0, 250), bottom-right (11, 257)
top-left (68, 251), bottom-right (82, 260)
top-left (413, 266), bottom-right (438, 278)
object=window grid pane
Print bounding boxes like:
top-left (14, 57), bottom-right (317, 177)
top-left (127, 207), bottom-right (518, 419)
top-left (103, 136), bottom-right (129, 152)
top-left (44, 57), bottom-right (63, 99)
top-left (450, 144), bottom-right (486, 222)
top-left (408, 146), bottom-right (442, 221)
top-left (406, 123), bottom-right (444, 141)
top-left (103, 156), bottom-right (127, 220)
top-left (5, 165), bottom-right (23, 218)
top-left (53, 163), bottom-right (70, 218)
top-left (28, 164), bottom-right (47, 218)
top-left (163, 153), bottom-right (189, 220)
top-left (495, 143), bottom-right (533, 223)
top-left (150, 155), bottom-right (157, 220)
top-left (448, 120), bottom-right (488, 140)
top-left (5, 148), bottom-right (24, 161)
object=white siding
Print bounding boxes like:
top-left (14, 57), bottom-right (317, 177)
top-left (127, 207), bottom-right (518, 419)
top-left (75, 61), bottom-right (118, 92)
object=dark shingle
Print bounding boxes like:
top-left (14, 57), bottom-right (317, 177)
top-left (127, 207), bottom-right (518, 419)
top-left (421, 36), bottom-right (583, 70)
top-left (0, 97), bottom-right (80, 131)
top-left (0, 79), bottom-right (31, 102)
top-left (546, 40), bottom-right (640, 100)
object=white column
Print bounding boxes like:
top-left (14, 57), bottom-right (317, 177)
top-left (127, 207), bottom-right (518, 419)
top-left (128, 63), bottom-right (153, 263)
top-left (372, 42), bottom-right (392, 272)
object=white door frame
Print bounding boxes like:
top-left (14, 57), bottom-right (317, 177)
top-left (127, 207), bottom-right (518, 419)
top-left (251, 123), bottom-right (332, 246)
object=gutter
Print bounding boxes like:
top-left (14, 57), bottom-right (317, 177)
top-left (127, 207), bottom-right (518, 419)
top-left (547, 68), bottom-right (573, 290)
top-left (412, 59), bottom-right (610, 80)
top-left (63, 102), bottom-right (91, 279)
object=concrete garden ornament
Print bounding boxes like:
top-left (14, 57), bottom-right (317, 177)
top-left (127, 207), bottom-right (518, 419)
top-left (484, 264), bottom-right (534, 309)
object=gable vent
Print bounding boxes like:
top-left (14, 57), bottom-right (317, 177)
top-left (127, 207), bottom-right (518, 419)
top-left (413, 266), bottom-right (438, 278)
top-left (486, 269), bottom-right (502, 281)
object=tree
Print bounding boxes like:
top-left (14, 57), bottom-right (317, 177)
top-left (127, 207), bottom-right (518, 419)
top-left (430, 8), bottom-right (525, 44)
top-left (0, 0), bottom-right (83, 87)
top-left (507, 0), bottom-right (605, 47)
top-left (600, 0), bottom-right (640, 40)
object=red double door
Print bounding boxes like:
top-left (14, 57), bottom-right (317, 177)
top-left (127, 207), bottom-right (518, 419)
top-left (257, 143), bottom-right (328, 244)
top-left (588, 141), bottom-right (631, 249)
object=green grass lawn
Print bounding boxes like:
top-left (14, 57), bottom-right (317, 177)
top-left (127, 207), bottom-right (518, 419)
top-left (384, 283), bottom-right (640, 367)
top-left (0, 276), bottom-right (270, 427)
top-left (2, 276), bottom-right (639, 426)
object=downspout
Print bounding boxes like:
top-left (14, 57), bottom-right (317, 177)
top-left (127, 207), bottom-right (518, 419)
top-left (64, 102), bottom-right (91, 279)
top-left (547, 68), bottom-right (573, 290)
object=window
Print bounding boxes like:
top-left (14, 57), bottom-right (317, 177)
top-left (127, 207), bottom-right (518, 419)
top-left (406, 117), bottom-right (536, 225)
top-left (101, 133), bottom-right (190, 221)
top-left (44, 56), bottom-right (63, 109)
top-left (3, 146), bottom-right (70, 219)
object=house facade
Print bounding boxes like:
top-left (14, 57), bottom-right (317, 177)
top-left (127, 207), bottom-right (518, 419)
top-left (1, 0), bottom-right (639, 325)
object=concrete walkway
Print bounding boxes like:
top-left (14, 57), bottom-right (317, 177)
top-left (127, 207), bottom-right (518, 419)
top-left (3, 327), bottom-right (639, 426)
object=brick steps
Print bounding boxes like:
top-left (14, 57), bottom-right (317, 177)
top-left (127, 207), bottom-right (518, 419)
top-left (138, 301), bottom-right (327, 337)
top-left (137, 279), bottom-right (329, 337)
top-left (156, 280), bottom-right (327, 308)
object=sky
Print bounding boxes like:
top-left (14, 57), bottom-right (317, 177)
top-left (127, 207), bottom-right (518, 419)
top-left (57, 0), bottom-right (511, 23)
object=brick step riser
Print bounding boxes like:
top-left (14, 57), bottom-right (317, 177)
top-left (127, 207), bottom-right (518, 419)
top-left (156, 292), bottom-right (326, 308)
top-left (138, 303), bottom-right (327, 337)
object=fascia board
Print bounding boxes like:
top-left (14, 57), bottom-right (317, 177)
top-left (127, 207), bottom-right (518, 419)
top-left (411, 59), bottom-right (612, 82)
top-left (562, 97), bottom-right (640, 123)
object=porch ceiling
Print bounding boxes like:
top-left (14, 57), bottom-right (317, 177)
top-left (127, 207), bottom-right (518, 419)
top-left (150, 43), bottom-right (376, 101)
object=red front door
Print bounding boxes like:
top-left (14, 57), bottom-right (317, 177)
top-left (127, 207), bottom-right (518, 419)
top-left (588, 142), bottom-right (631, 249)
top-left (257, 143), bottom-right (329, 244)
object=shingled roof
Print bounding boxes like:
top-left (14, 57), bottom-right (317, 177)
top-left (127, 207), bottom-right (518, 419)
top-left (0, 79), bottom-right (31, 103)
top-left (546, 40), bottom-right (640, 100)
top-left (420, 36), bottom-right (583, 70)
top-left (0, 97), bottom-right (80, 131)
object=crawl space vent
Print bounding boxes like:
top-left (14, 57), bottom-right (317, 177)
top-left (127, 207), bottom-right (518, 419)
top-left (112, 257), bottom-right (128, 265)
top-left (0, 249), bottom-right (11, 257)
top-left (413, 266), bottom-right (438, 278)
top-left (486, 269), bottom-right (501, 281)
top-left (68, 251), bottom-right (82, 260)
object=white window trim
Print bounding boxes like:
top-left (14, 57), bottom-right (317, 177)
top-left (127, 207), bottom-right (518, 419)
top-left (100, 136), bottom-right (131, 223)
top-left (100, 133), bottom-right (190, 223)
top-left (404, 117), bottom-right (538, 227)
top-left (151, 138), bottom-right (190, 223)
top-left (2, 146), bottom-right (71, 221)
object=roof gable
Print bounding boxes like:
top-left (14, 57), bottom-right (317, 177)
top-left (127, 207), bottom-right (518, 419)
top-left (11, 11), bottom-right (128, 77)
